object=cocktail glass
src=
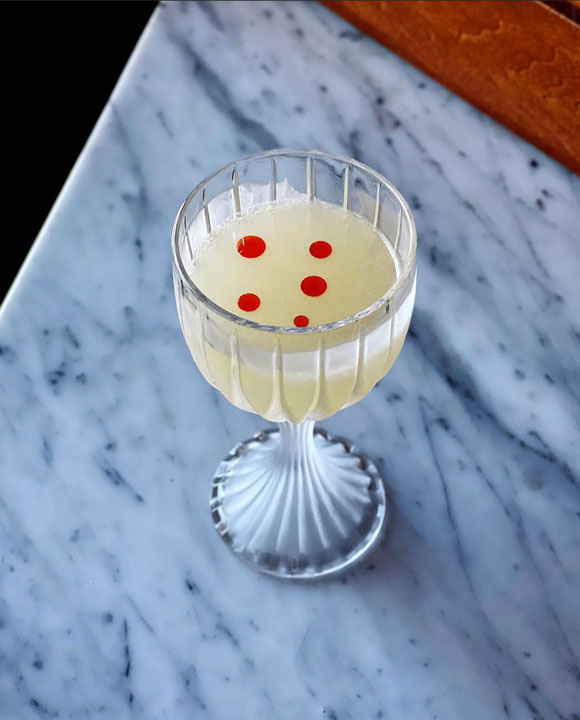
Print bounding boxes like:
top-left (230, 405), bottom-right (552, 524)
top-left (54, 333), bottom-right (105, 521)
top-left (171, 150), bottom-right (417, 579)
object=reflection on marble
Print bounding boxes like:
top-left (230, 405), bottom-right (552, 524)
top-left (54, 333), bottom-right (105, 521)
top-left (0, 1), bottom-right (579, 718)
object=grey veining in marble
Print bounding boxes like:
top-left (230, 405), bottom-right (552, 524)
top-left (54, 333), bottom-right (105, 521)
top-left (1, 1), bottom-right (579, 718)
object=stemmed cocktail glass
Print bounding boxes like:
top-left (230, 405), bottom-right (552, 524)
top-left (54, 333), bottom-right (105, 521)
top-left (172, 150), bottom-right (416, 579)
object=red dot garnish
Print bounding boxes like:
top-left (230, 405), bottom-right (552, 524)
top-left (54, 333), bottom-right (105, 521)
top-left (237, 235), bottom-right (266, 258)
top-left (309, 241), bottom-right (332, 259)
top-left (301, 275), bottom-right (327, 297)
top-left (238, 293), bottom-right (261, 312)
top-left (294, 315), bottom-right (310, 327)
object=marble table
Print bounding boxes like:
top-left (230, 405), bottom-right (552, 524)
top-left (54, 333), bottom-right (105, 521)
top-left (1, 2), bottom-right (579, 718)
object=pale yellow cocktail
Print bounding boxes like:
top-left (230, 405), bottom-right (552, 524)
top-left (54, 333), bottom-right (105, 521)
top-left (178, 199), bottom-right (413, 423)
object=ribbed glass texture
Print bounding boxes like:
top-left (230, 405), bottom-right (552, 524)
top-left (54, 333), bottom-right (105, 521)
top-left (172, 150), bottom-right (416, 424)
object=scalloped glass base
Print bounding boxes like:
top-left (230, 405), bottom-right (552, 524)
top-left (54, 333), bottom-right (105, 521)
top-left (210, 426), bottom-right (387, 579)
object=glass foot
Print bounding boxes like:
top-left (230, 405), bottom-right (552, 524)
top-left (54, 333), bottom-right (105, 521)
top-left (210, 423), bottom-right (387, 579)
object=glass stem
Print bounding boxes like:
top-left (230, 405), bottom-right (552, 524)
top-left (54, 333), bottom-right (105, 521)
top-left (277, 421), bottom-right (316, 467)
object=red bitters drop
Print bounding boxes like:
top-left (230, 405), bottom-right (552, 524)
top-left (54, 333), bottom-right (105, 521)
top-left (301, 275), bottom-right (327, 297)
top-left (309, 241), bottom-right (332, 259)
top-left (237, 235), bottom-right (266, 258)
top-left (294, 243), bottom-right (331, 325)
top-left (238, 293), bottom-right (261, 312)
top-left (236, 236), bottom-right (264, 313)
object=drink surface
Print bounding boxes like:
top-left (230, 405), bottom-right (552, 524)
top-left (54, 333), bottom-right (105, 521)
top-left (188, 200), bottom-right (398, 328)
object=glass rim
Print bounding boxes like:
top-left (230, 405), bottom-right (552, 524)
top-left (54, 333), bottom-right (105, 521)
top-left (171, 148), bottom-right (417, 334)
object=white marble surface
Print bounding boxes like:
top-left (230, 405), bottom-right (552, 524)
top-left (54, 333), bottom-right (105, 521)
top-left (1, 1), bottom-right (579, 718)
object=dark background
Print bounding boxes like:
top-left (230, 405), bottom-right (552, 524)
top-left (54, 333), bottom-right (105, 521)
top-left (2, 1), bottom-right (156, 303)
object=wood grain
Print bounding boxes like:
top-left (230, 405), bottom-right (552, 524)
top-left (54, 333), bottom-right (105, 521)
top-left (324, 1), bottom-right (580, 175)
